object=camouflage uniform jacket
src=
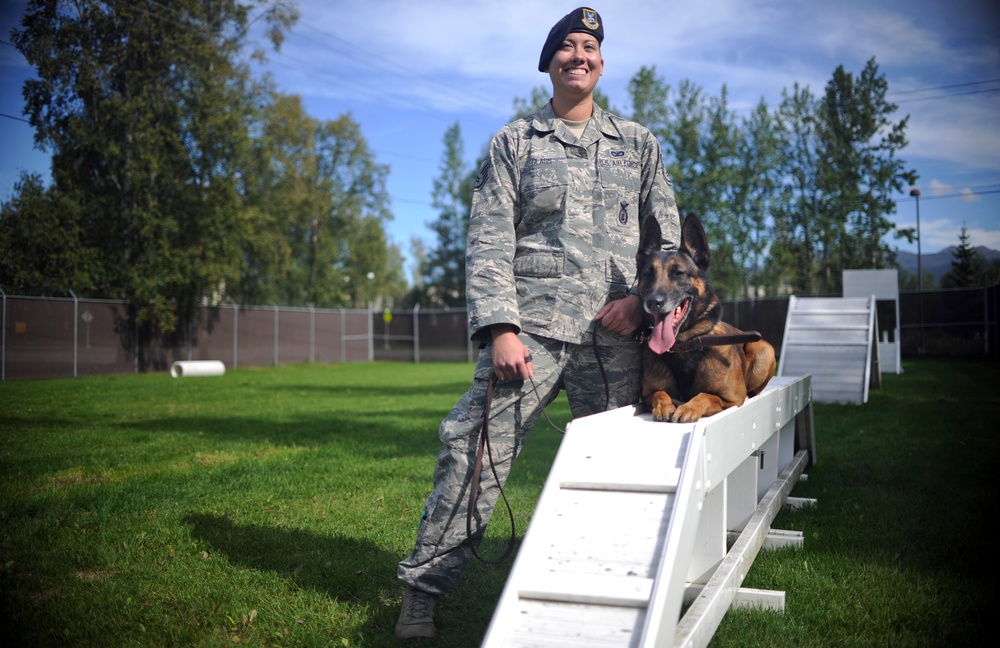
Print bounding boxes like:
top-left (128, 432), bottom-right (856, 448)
top-left (466, 101), bottom-right (680, 346)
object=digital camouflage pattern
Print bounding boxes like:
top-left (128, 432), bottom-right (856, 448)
top-left (466, 101), bottom-right (680, 346)
top-left (397, 101), bottom-right (680, 597)
top-left (397, 334), bottom-right (642, 596)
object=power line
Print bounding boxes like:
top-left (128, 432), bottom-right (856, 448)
top-left (894, 87), bottom-right (1000, 104)
top-left (889, 78), bottom-right (1000, 96)
top-left (1, 112), bottom-right (30, 124)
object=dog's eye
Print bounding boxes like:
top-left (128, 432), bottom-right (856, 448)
top-left (671, 268), bottom-right (687, 279)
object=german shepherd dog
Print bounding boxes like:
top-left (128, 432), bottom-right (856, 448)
top-left (637, 214), bottom-right (776, 423)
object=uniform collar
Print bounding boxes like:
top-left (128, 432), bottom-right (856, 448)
top-left (531, 100), bottom-right (622, 145)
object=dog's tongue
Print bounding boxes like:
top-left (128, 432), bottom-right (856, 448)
top-left (648, 312), bottom-right (678, 354)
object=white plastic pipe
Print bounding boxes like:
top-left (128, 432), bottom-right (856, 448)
top-left (170, 360), bottom-right (226, 378)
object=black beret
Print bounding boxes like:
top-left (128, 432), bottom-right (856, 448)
top-left (537, 7), bottom-right (604, 73)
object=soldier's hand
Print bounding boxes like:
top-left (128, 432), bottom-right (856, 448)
top-left (491, 325), bottom-right (533, 381)
top-left (595, 294), bottom-right (642, 336)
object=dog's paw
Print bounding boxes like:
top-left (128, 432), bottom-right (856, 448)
top-left (671, 404), bottom-right (703, 423)
top-left (650, 392), bottom-right (676, 422)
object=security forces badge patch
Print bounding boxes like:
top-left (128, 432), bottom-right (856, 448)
top-left (618, 202), bottom-right (629, 225)
top-left (580, 8), bottom-right (600, 31)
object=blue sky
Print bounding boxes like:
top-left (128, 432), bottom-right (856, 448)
top-left (2, 0), bottom-right (998, 279)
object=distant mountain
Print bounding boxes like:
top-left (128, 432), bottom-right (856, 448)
top-left (895, 246), bottom-right (1000, 282)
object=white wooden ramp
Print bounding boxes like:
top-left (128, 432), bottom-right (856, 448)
top-left (778, 296), bottom-right (879, 404)
top-left (482, 375), bottom-right (814, 648)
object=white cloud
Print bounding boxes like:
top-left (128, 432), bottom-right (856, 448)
top-left (968, 227), bottom-right (1000, 250)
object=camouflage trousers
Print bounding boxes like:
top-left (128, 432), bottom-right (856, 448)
top-left (396, 332), bottom-right (642, 596)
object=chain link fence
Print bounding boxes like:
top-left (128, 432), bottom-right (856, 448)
top-left (2, 285), bottom-right (996, 380)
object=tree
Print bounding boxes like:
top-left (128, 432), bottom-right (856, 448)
top-left (235, 91), bottom-right (395, 309)
top-left (731, 99), bottom-right (783, 298)
top-left (0, 173), bottom-right (99, 294)
top-left (770, 82), bottom-right (825, 295)
top-left (627, 65), bottom-right (671, 141)
top-left (767, 60), bottom-right (916, 296)
top-left (307, 113), bottom-right (393, 308)
top-left (660, 79), bottom-right (705, 212)
top-left (814, 58), bottom-right (917, 291)
top-left (418, 122), bottom-right (474, 307)
top-left (941, 224), bottom-right (987, 288)
top-left (12, 0), bottom-right (297, 333)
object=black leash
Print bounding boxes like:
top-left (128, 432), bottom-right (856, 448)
top-left (465, 323), bottom-right (619, 564)
top-left (415, 329), bottom-right (616, 567)
top-left (466, 374), bottom-right (517, 564)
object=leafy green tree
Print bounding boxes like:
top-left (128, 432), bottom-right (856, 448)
top-left (941, 224), bottom-right (987, 288)
top-left (12, 0), bottom-right (297, 334)
top-left (627, 69), bottom-right (771, 298)
top-left (627, 65), bottom-right (671, 141)
top-left (303, 113), bottom-right (392, 309)
top-left (815, 58), bottom-right (917, 291)
top-left (0, 173), bottom-right (99, 294)
top-left (770, 83), bottom-right (826, 295)
top-left (661, 79), bottom-right (705, 212)
top-left (731, 99), bottom-right (783, 297)
top-left (693, 86), bottom-right (744, 297)
top-left (418, 122), bottom-right (474, 308)
top-left (239, 94), bottom-right (394, 309)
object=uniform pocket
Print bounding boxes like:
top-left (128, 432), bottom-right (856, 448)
top-left (513, 250), bottom-right (565, 278)
top-left (520, 160), bottom-right (568, 225)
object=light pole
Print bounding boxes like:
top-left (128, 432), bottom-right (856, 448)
top-left (909, 187), bottom-right (924, 353)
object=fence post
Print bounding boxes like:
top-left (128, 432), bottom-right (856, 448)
top-left (273, 305), bottom-right (279, 367)
top-left (367, 302), bottom-right (374, 362)
top-left (413, 304), bottom-right (420, 363)
top-left (339, 308), bottom-right (346, 363)
top-left (309, 303), bottom-right (315, 364)
top-left (229, 299), bottom-right (239, 369)
top-left (69, 290), bottom-right (79, 378)
top-left (133, 304), bottom-right (139, 374)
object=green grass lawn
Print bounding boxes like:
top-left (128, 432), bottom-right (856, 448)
top-left (1, 359), bottom-right (996, 646)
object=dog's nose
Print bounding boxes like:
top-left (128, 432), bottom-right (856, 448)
top-left (645, 295), bottom-right (665, 313)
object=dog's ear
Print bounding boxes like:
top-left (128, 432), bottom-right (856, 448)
top-left (680, 213), bottom-right (711, 270)
top-left (637, 215), bottom-right (664, 265)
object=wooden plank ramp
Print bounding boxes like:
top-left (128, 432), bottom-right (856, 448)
top-left (482, 375), bottom-right (814, 648)
top-left (778, 295), bottom-right (878, 404)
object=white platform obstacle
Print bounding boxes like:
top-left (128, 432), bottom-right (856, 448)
top-left (482, 375), bottom-right (815, 648)
top-left (843, 269), bottom-right (902, 375)
top-left (777, 295), bottom-right (880, 404)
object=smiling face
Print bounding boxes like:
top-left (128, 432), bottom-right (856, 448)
top-left (547, 31), bottom-right (603, 103)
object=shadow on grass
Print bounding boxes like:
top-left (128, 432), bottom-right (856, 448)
top-left (183, 512), bottom-right (402, 637)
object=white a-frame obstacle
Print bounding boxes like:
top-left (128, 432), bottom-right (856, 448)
top-left (482, 374), bottom-right (815, 648)
top-left (778, 295), bottom-right (880, 404)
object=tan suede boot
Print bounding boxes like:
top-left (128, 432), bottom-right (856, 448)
top-left (395, 586), bottom-right (438, 640)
